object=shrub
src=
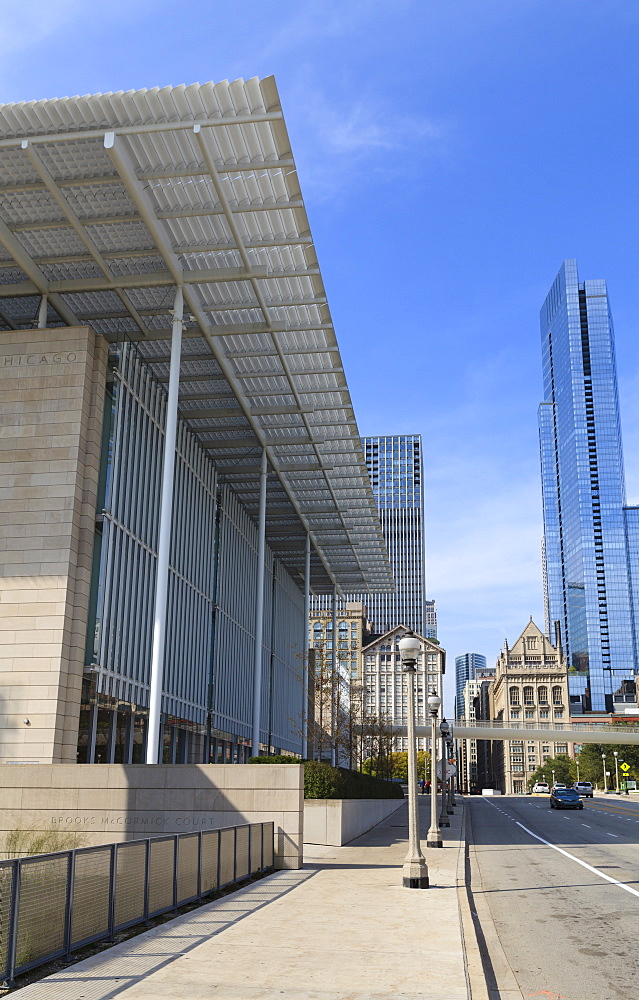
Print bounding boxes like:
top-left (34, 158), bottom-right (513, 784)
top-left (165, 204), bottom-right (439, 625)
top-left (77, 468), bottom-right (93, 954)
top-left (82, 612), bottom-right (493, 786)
top-left (247, 756), bottom-right (404, 799)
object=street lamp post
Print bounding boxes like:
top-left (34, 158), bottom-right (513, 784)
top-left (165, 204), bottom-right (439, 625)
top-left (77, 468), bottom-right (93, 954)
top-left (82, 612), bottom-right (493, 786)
top-left (398, 634), bottom-right (429, 889)
top-left (427, 692), bottom-right (443, 848)
top-left (614, 751), bottom-right (619, 794)
top-left (552, 768), bottom-right (555, 788)
top-left (602, 754), bottom-right (608, 793)
top-left (448, 738), bottom-right (457, 807)
top-left (439, 719), bottom-right (451, 827)
top-left (576, 756), bottom-right (580, 783)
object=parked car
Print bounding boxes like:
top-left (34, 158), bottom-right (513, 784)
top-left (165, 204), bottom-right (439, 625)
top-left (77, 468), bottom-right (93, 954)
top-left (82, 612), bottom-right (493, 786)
top-left (550, 787), bottom-right (583, 810)
top-left (552, 782), bottom-right (567, 791)
top-left (532, 782), bottom-right (550, 793)
top-left (573, 781), bottom-right (594, 798)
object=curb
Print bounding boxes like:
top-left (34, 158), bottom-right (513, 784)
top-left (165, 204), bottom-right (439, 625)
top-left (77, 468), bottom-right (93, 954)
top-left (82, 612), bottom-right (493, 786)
top-left (456, 803), bottom-right (490, 1000)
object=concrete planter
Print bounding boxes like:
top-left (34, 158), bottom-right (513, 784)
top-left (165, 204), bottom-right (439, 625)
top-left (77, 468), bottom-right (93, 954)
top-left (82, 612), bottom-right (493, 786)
top-left (304, 797), bottom-right (405, 846)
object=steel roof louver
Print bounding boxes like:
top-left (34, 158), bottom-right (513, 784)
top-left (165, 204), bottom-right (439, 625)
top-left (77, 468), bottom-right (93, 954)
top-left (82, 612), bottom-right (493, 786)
top-left (0, 76), bottom-right (393, 595)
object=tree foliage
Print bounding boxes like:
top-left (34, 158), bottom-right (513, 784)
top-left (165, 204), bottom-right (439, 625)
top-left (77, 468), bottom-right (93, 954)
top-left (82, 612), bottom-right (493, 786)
top-left (362, 750), bottom-right (431, 783)
top-left (527, 754), bottom-right (576, 789)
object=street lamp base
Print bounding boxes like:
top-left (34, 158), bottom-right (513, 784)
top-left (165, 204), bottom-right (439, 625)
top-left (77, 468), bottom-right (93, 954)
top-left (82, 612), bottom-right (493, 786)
top-left (403, 874), bottom-right (430, 889)
top-left (447, 807), bottom-right (454, 814)
top-left (427, 837), bottom-right (443, 848)
top-left (402, 859), bottom-right (429, 888)
top-left (439, 817), bottom-right (450, 827)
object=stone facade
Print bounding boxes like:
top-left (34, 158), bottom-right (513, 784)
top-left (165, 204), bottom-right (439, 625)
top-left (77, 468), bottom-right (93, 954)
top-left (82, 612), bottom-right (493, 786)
top-left (489, 619), bottom-right (572, 794)
top-left (0, 763), bottom-right (304, 869)
top-left (0, 327), bottom-right (107, 763)
top-left (361, 625), bottom-right (445, 752)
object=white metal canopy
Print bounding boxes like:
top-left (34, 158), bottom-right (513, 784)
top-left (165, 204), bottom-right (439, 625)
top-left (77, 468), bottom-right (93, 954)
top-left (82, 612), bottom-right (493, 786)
top-left (0, 77), bottom-right (393, 596)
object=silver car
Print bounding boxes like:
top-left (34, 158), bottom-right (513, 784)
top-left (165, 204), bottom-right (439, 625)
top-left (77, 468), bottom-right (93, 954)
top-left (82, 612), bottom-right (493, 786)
top-left (573, 781), bottom-right (594, 798)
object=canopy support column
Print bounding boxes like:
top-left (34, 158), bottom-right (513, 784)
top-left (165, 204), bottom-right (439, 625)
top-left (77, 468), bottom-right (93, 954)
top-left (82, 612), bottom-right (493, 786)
top-left (331, 587), bottom-right (337, 766)
top-left (302, 533), bottom-right (311, 758)
top-left (146, 287), bottom-right (183, 764)
top-left (37, 295), bottom-right (48, 328)
top-left (252, 449), bottom-right (268, 758)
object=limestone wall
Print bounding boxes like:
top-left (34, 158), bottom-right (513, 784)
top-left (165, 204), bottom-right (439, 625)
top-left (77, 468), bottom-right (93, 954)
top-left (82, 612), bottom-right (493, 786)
top-left (0, 763), bottom-right (304, 869)
top-left (0, 327), bottom-right (107, 763)
top-left (304, 797), bottom-right (405, 846)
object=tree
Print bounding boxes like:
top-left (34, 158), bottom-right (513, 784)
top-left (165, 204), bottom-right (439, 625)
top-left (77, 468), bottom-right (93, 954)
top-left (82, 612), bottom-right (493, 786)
top-left (576, 743), bottom-right (639, 787)
top-left (528, 754), bottom-right (576, 789)
top-left (362, 750), bottom-right (431, 783)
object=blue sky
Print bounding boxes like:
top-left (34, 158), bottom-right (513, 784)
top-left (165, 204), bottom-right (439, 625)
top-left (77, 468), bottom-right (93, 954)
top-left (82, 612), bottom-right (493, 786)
top-left (3, 1), bottom-right (639, 711)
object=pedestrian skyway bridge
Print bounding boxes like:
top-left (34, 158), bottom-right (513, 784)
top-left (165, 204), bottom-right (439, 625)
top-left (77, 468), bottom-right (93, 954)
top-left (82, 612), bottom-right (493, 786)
top-left (413, 719), bottom-right (639, 745)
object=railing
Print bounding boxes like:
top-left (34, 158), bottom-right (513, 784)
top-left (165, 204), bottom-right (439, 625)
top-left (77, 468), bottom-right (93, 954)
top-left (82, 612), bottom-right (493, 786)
top-left (0, 821), bottom-right (274, 988)
top-left (455, 719), bottom-right (639, 733)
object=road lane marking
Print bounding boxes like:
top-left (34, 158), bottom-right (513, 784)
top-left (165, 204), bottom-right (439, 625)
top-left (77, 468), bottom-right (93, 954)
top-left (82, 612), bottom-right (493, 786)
top-left (581, 823), bottom-right (591, 828)
top-left (513, 820), bottom-right (639, 899)
top-left (607, 833), bottom-right (619, 838)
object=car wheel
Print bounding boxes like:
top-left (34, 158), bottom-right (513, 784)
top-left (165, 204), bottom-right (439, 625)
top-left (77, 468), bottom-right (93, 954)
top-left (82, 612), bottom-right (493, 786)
top-left (579, 804), bottom-right (583, 809)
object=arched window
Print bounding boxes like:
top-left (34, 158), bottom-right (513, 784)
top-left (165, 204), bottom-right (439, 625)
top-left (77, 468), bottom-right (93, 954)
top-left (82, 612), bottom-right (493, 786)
top-left (523, 686), bottom-right (534, 705)
top-left (338, 621), bottom-right (348, 633)
top-left (509, 687), bottom-right (520, 706)
top-left (538, 686), bottom-right (548, 704)
top-left (552, 686), bottom-right (562, 705)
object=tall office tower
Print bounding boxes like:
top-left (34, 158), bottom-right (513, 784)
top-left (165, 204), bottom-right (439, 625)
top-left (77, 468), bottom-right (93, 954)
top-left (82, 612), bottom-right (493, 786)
top-left (311, 435), bottom-right (431, 634)
top-left (425, 600), bottom-right (438, 639)
top-left (455, 653), bottom-right (487, 718)
top-left (361, 434), bottom-right (428, 635)
top-left (539, 260), bottom-right (639, 714)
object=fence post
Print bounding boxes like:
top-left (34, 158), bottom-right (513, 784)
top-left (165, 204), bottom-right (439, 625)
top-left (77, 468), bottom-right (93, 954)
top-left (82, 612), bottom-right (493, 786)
top-left (5, 861), bottom-right (21, 988)
top-left (63, 850), bottom-right (76, 960)
top-left (197, 831), bottom-right (203, 899)
top-left (248, 825), bottom-right (252, 875)
top-left (233, 826), bottom-right (237, 883)
top-left (172, 836), bottom-right (179, 911)
top-left (143, 839), bottom-right (151, 924)
top-left (260, 822), bottom-right (264, 870)
top-left (216, 827), bottom-right (222, 889)
top-left (107, 844), bottom-right (117, 941)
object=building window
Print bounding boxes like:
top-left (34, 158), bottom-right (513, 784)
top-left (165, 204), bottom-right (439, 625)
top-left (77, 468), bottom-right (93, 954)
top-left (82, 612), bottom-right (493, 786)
top-left (525, 710), bottom-right (534, 719)
top-left (538, 686), bottom-right (548, 704)
top-left (509, 687), bottom-right (520, 706)
top-left (552, 686), bottom-right (562, 705)
top-left (540, 710), bottom-right (549, 719)
top-left (511, 710), bottom-right (520, 719)
top-left (523, 687), bottom-right (534, 705)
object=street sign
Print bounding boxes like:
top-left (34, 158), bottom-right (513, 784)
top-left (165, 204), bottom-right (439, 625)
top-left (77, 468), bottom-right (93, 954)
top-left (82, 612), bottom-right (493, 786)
top-left (620, 762), bottom-right (631, 773)
top-left (436, 760), bottom-right (457, 779)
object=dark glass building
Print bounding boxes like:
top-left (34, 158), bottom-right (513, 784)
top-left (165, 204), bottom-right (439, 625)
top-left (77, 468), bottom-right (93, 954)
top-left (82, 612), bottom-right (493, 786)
top-left (538, 260), bottom-right (639, 713)
top-left (311, 434), bottom-right (432, 636)
top-left (455, 652), bottom-right (487, 719)
top-left (360, 434), bottom-right (429, 636)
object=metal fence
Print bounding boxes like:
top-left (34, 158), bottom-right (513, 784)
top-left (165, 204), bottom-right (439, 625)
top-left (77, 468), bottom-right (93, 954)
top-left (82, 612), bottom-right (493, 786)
top-left (0, 821), bottom-right (274, 987)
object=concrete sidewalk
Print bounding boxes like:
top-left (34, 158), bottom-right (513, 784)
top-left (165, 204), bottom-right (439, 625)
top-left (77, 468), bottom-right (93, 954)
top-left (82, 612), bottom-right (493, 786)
top-left (15, 796), bottom-right (475, 1000)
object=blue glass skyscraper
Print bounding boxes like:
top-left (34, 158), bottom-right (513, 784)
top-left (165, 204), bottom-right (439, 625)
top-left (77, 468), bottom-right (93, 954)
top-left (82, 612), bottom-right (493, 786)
top-left (539, 260), bottom-right (638, 713)
top-left (455, 652), bottom-right (487, 718)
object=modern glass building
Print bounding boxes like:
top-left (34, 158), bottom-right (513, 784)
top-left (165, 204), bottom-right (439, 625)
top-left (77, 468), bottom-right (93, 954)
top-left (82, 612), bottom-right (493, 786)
top-left (539, 260), bottom-right (639, 713)
top-left (310, 434), bottom-right (431, 636)
top-left (454, 652), bottom-right (487, 719)
top-left (359, 434), bottom-right (429, 635)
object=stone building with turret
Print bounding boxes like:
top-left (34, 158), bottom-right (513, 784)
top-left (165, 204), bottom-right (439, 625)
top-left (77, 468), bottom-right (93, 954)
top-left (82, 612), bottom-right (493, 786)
top-left (489, 618), bottom-right (572, 794)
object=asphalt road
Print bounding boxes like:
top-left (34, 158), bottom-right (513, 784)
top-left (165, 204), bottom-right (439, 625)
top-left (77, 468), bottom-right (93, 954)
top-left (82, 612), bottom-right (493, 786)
top-left (467, 794), bottom-right (639, 1000)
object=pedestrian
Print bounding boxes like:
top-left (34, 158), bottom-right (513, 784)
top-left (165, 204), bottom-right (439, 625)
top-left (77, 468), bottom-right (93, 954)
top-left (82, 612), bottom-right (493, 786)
top-left (419, 777), bottom-right (426, 794)
top-left (425, 780), bottom-right (431, 795)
